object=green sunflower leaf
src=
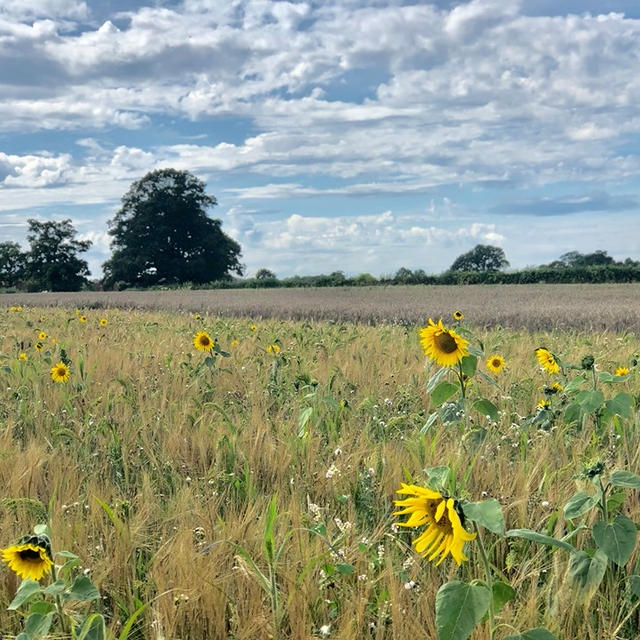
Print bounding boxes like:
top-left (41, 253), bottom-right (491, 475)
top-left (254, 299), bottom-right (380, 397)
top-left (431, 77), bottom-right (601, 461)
top-left (491, 580), bottom-right (515, 615)
top-left (563, 490), bottom-right (598, 520)
top-left (567, 549), bottom-right (607, 594)
top-left (505, 529), bottom-right (576, 553)
top-left (472, 398), bottom-right (499, 423)
top-left (8, 579), bottom-right (42, 610)
top-left (435, 580), bottom-right (491, 640)
top-left (427, 367), bottom-right (449, 393)
top-left (610, 470), bottom-right (640, 489)
top-left (605, 393), bottom-right (634, 420)
top-left (592, 515), bottom-right (637, 567)
top-left (430, 381), bottom-right (458, 406)
top-left (462, 499), bottom-right (505, 536)
top-left (25, 611), bottom-right (54, 638)
top-left (630, 575), bottom-right (640, 597)
top-left (504, 629), bottom-right (558, 640)
top-left (576, 389), bottom-right (604, 413)
top-left (460, 355), bottom-right (477, 378)
top-left (65, 575), bottom-right (100, 602)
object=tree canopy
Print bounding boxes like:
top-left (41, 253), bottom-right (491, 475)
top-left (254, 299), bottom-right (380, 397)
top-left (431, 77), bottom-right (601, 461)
top-left (548, 250), bottom-right (615, 268)
top-left (102, 169), bottom-right (243, 288)
top-left (23, 219), bottom-right (91, 291)
top-left (449, 244), bottom-right (509, 272)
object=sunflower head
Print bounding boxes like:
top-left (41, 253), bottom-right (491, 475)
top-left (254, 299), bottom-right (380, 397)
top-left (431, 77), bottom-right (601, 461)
top-left (615, 366), bottom-right (630, 377)
top-left (535, 348), bottom-right (559, 375)
top-left (537, 399), bottom-right (550, 411)
top-left (193, 313), bottom-right (201, 320)
top-left (419, 318), bottom-right (469, 367)
top-left (18, 352), bottom-right (27, 361)
top-left (249, 324), bottom-right (258, 332)
top-left (79, 315), bottom-right (87, 323)
top-left (394, 484), bottom-right (476, 566)
top-left (266, 344), bottom-right (281, 355)
top-left (1, 534), bottom-right (54, 581)
top-left (193, 331), bottom-right (214, 351)
top-left (452, 310), bottom-right (464, 321)
top-left (99, 318), bottom-right (108, 326)
top-left (230, 339), bottom-right (239, 347)
top-left (34, 342), bottom-right (43, 352)
top-left (486, 354), bottom-right (505, 374)
top-left (51, 361), bottom-right (70, 383)
top-left (38, 331), bottom-right (47, 341)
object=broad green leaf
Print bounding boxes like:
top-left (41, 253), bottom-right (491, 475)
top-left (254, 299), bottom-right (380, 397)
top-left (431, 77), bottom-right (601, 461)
top-left (28, 601), bottom-right (56, 616)
top-left (424, 466), bottom-right (451, 491)
top-left (504, 629), bottom-right (558, 640)
top-left (435, 580), bottom-right (491, 640)
top-left (472, 398), bottom-right (499, 423)
top-left (77, 613), bottom-right (107, 640)
top-left (24, 611), bottom-right (54, 638)
top-left (462, 499), bottom-right (505, 536)
top-left (563, 491), bottom-right (597, 520)
top-left (630, 575), bottom-right (640, 598)
top-left (336, 563), bottom-right (355, 575)
top-left (56, 550), bottom-right (79, 560)
top-left (65, 575), bottom-right (100, 602)
top-left (491, 580), bottom-right (515, 615)
top-left (563, 376), bottom-right (585, 394)
top-left (592, 515), bottom-right (637, 567)
top-left (506, 529), bottom-right (576, 553)
top-left (297, 406), bottom-right (313, 437)
top-left (263, 494), bottom-right (277, 564)
top-left (564, 402), bottom-right (582, 425)
top-left (576, 389), bottom-right (604, 413)
top-left (605, 393), bottom-right (634, 419)
top-left (421, 411), bottom-right (439, 433)
top-left (431, 381), bottom-right (458, 407)
top-left (33, 524), bottom-right (50, 537)
top-left (610, 470), bottom-right (640, 489)
top-left (460, 355), bottom-right (477, 378)
top-left (567, 549), bottom-right (607, 594)
top-left (43, 579), bottom-right (66, 596)
top-left (8, 579), bottom-right (42, 610)
top-left (427, 367), bottom-right (449, 393)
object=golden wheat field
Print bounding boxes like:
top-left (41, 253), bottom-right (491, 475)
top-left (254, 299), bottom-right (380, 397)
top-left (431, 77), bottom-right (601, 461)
top-left (0, 297), bottom-right (638, 639)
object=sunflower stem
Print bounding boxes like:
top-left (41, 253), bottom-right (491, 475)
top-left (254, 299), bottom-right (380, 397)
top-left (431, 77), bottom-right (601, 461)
top-left (473, 522), bottom-right (495, 640)
top-left (50, 563), bottom-right (69, 635)
top-left (457, 362), bottom-right (466, 401)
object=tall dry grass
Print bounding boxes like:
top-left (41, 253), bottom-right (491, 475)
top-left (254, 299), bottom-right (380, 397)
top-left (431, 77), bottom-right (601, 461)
top-left (0, 306), bottom-right (637, 638)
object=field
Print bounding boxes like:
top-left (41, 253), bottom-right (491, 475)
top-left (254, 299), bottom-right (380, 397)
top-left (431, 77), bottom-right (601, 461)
top-left (0, 292), bottom-right (638, 639)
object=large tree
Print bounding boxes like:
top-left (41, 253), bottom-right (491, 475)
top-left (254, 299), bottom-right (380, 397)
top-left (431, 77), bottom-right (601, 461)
top-left (0, 241), bottom-right (26, 288)
top-left (449, 244), bottom-right (509, 272)
top-left (103, 169), bottom-right (243, 288)
top-left (23, 219), bottom-right (91, 291)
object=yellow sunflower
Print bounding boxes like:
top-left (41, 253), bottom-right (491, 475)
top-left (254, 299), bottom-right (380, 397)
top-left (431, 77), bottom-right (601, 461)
top-left (51, 362), bottom-right (70, 383)
top-left (394, 483), bottom-right (476, 566)
top-left (1, 536), bottom-right (54, 581)
top-left (419, 318), bottom-right (469, 367)
top-left (34, 342), bottom-right (43, 352)
top-left (99, 318), bottom-right (108, 326)
top-left (249, 324), bottom-right (258, 332)
top-left (193, 331), bottom-right (214, 351)
top-left (535, 348), bottom-right (559, 375)
top-left (38, 331), bottom-right (47, 341)
top-left (193, 313), bottom-right (201, 320)
top-left (79, 315), bottom-right (87, 323)
top-left (452, 310), bottom-right (464, 321)
top-left (230, 339), bottom-right (239, 347)
top-left (537, 399), bottom-right (550, 411)
top-left (615, 366), bottom-right (630, 377)
top-left (486, 354), bottom-right (506, 374)
top-left (18, 352), bottom-right (27, 361)
top-left (266, 344), bottom-right (281, 355)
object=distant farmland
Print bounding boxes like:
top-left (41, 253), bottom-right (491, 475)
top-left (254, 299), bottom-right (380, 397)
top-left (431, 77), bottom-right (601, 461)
top-left (2, 283), bottom-right (639, 331)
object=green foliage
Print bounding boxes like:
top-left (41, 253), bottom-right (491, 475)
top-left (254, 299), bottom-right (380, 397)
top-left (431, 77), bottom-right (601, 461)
top-left (449, 244), bottom-right (510, 272)
top-left (435, 581), bottom-right (491, 640)
top-left (103, 168), bottom-right (243, 288)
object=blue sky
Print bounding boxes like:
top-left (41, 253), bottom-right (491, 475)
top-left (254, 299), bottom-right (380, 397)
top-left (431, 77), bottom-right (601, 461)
top-left (1, 0), bottom-right (640, 278)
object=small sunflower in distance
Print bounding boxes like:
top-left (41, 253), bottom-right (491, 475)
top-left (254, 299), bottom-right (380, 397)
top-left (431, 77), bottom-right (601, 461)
top-left (394, 483), bottom-right (476, 566)
top-left (19, 352), bottom-right (27, 361)
top-left (1, 535), bottom-right (54, 581)
top-left (79, 315), bottom-right (87, 323)
top-left (419, 318), bottom-right (469, 367)
top-left (193, 331), bottom-right (214, 351)
top-left (486, 354), bottom-right (506, 374)
top-left (99, 317), bottom-right (108, 326)
top-left (452, 310), bottom-right (464, 321)
top-left (38, 331), bottom-right (47, 341)
top-left (34, 342), bottom-right (43, 352)
top-left (249, 324), bottom-right (258, 332)
top-left (230, 339), bottom-right (239, 347)
top-left (51, 361), bottom-right (70, 383)
top-left (615, 366), bottom-right (630, 377)
top-left (267, 344), bottom-right (281, 355)
top-left (193, 313), bottom-right (201, 320)
top-left (535, 348), bottom-right (559, 374)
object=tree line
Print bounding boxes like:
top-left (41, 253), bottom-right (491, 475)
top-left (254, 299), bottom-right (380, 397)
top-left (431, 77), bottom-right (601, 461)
top-left (1, 168), bottom-right (639, 291)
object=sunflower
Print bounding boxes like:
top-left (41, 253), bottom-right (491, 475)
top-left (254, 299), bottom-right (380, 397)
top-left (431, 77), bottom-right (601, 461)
top-left (99, 318), bottom-right (108, 326)
top-left (34, 342), bottom-right (43, 352)
top-left (419, 318), bottom-right (469, 367)
top-left (615, 366), bottom-right (630, 377)
top-left (267, 344), bottom-right (281, 355)
top-left (486, 354), bottom-right (506, 374)
top-left (394, 483), bottom-right (476, 566)
top-left (193, 313), bottom-right (201, 320)
top-left (452, 310), bottom-right (464, 321)
top-left (193, 331), bottom-right (214, 351)
top-left (537, 399), bottom-right (550, 411)
top-left (1, 535), bottom-right (54, 581)
top-left (79, 315), bottom-right (87, 323)
top-left (51, 362), bottom-right (70, 383)
top-left (230, 339), bottom-right (239, 347)
top-left (38, 331), bottom-right (47, 341)
top-left (249, 324), bottom-right (258, 332)
top-left (18, 352), bottom-right (27, 361)
top-left (535, 348), bottom-right (559, 375)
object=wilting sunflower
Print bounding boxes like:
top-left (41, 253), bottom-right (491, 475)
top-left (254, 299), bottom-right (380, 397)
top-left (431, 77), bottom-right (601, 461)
top-left (615, 366), bottom-right (630, 377)
top-left (51, 361), bottom-right (70, 383)
top-left (394, 483), bottom-right (476, 566)
top-left (34, 342), bottom-right (43, 352)
top-left (535, 348), bottom-right (559, 375)
top-left (193, 331), bottom-right (214, 351)
top-left (1, 535), bottom-right (54, 581)
top-left (419, 318), bottom-right (469, 367)
top-left (99, 318), bottom-right (108, 326)
top-left (486, 354), bottom-right (506, 374)
top-left (38, 331), bottom-right (47, 341)
top-left (452, 310), bottom-right (464, 321)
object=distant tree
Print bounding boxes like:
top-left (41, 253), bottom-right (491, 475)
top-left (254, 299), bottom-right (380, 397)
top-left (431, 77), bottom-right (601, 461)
top-left (449, 244), bottom-right (509, 272)
top-left (556, 250), bottom-right (614, 267)
top-left (393, 267), bottom-right (415, 284)
top-left (102, 169), bottom-right (243, 288)
top-left (23, 219), bottom-right (91, 292)
top-left (255, 268), bottom-right (276, 280)
top-left (0, 241), bottom-right (26, 288)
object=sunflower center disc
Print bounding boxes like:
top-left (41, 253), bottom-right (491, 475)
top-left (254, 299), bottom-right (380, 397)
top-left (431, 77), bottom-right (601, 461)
top-left (19, 549), bottom-right (41, 560)
top-left (434, 331), bottom-right (458, 354)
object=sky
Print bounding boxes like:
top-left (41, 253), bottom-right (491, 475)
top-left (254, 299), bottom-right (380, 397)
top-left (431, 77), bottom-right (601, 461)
top-left (2, 0), bottom-right (640, 279)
